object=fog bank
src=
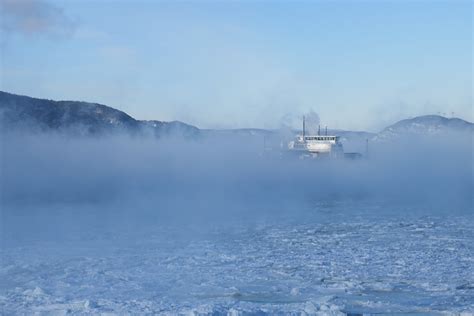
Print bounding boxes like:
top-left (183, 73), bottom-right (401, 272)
top-left (1, 132), bottom-right (471, 222)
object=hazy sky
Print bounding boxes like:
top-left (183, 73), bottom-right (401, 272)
top-left (0, 0), bottom-right (472, 131)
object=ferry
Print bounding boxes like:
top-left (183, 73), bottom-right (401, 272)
top-left (287, 117), bottom-right (345, 159)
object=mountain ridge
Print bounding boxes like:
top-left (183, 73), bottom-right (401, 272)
top-left (1, 91), bottom-right (472, 140)
top-left (373, 114), bottom-right (473, 142)
top-left (0, 91), bottom-right (199, 138)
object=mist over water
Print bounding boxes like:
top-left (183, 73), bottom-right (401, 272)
top-left (2, 131), bottom-right (471, 214)
top-left (1, 131), bottom-right (473, 314)
top-left (1, 131), bottom-right (472, 247)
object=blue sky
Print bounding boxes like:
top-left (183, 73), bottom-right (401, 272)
top-left (0, 0), bottom-right (472, 131)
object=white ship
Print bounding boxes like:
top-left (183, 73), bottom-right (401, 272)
top-left (287, 117), bottom-right (344, 159)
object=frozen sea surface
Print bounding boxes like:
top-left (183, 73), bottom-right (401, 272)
top-left (1, 201), bottom-right (473, 315)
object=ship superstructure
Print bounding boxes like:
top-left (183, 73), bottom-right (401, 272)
top-left (287, 117), bottom-right (344, 159)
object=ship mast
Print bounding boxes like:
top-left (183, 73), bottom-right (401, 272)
top-left (302, 116), bottom-right (305, 141)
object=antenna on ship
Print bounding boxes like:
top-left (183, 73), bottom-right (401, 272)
top-left (302, 116), bottom-right (306, 140)
top-left (318, 125), bottom-right (321, 136)
top-left (325, 126), bottom-right (327, 136)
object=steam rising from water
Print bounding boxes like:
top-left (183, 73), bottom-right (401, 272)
top-left (2, 131), bottom-right (471, 222)
top-left (1, 131), bottom-right (473, 314)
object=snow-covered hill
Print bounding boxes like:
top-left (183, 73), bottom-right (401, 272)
top-left (373, 115), bottom-right (473, 142)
